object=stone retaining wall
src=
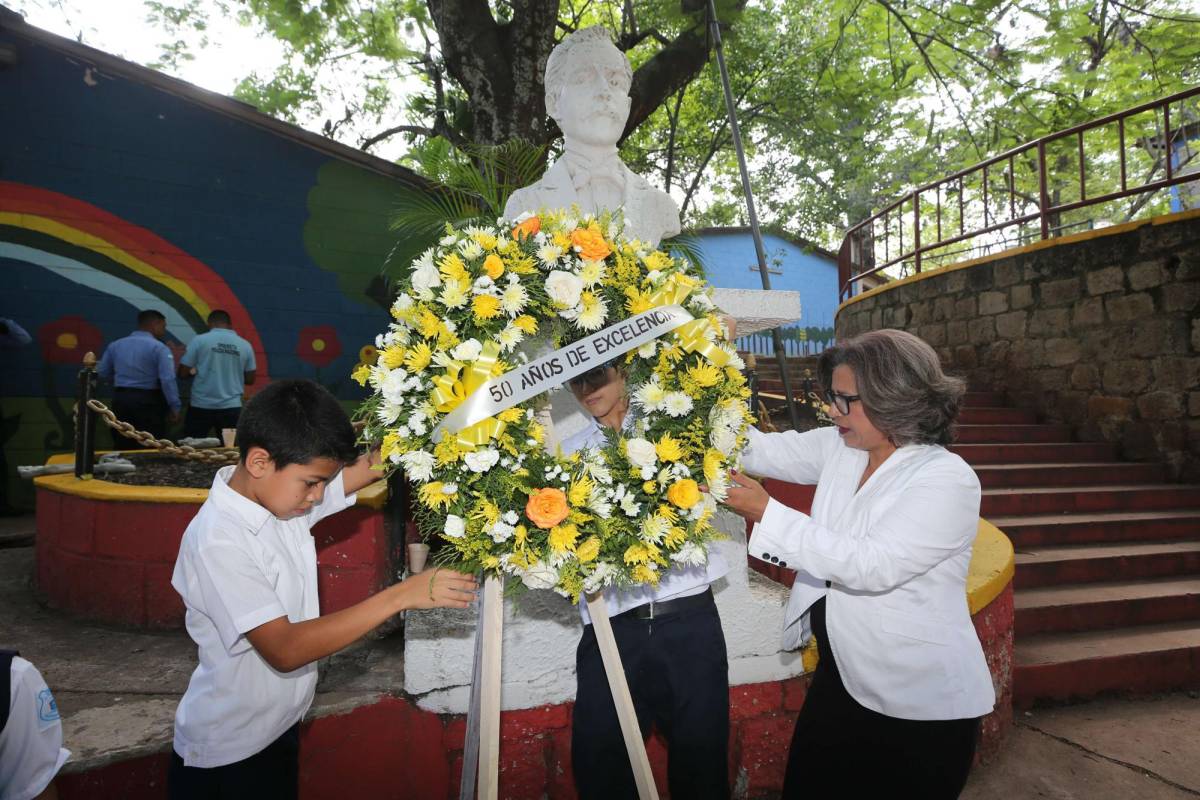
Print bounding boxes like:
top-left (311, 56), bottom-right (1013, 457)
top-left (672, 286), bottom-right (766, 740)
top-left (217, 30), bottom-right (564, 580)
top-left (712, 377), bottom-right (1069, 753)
top-left (837, 211), bottom-right (1200, 480)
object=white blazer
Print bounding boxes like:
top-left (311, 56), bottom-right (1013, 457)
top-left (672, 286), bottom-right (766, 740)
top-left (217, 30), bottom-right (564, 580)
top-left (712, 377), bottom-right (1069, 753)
top-left (744, 426), bottom-right (996, 721)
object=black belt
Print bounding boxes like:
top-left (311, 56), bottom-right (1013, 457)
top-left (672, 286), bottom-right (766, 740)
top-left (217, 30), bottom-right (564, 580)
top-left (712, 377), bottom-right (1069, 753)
top-left (114, 386), bottom-right (163, 395)
top-left (612, 587), bottom-right (714, 621)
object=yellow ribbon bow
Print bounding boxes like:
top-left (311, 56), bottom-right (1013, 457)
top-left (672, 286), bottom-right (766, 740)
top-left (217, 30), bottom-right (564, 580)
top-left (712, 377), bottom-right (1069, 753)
top-left (430, 341), bottom-right (507, 450)
top-left (675, 318), bottom-right (731, 368)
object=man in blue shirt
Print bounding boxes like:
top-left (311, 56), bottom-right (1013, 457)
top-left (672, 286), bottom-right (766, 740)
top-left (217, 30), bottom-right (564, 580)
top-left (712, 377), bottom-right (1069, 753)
top-left (179, 310), bottom-right (256, 439)
top-left (97, 309), bottom-right (181, 448)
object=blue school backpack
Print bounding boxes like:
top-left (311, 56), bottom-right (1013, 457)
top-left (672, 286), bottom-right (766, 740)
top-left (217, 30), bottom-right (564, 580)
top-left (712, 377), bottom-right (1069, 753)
top-left (0, 649), bottom-right (16, 734)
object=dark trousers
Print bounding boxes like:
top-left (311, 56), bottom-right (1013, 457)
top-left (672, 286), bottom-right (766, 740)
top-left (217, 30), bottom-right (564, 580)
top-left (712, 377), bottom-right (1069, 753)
top-left (184, 405), bottom-right (241, 439)
top-left (169, 722), bottom-right (299, 800)
top-left (111, 387), bottom-right (167, 448)
top-left (572, 595), bottom-right (730, 800)
top-left (782, 598), bottom-right (980, 798)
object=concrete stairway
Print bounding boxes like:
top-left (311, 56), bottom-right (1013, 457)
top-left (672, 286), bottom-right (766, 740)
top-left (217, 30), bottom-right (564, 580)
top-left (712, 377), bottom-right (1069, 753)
top-left (952, 390), bottom-right (1200, 707)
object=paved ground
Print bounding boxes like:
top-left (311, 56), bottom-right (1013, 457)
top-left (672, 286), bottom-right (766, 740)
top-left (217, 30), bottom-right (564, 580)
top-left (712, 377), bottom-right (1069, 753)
top-left (4, 512), bottom-right (1199, 796)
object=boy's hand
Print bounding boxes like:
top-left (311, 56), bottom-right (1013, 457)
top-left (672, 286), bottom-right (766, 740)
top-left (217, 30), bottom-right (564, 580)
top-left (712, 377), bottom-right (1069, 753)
top-left (398, 568), bottom-right (478, 610)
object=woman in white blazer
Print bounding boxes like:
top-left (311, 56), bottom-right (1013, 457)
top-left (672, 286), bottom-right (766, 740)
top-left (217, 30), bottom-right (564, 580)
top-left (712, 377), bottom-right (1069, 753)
top-left (724, 329), bottom-right (994, 798)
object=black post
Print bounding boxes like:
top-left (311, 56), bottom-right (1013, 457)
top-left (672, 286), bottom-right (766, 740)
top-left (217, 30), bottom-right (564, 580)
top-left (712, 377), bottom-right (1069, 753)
top-left (75, 352), bottom-right (98, 479)
top-left (386, 470), bottom-right (410, 575)
top-left (705, 0), bottom-right (801, 430)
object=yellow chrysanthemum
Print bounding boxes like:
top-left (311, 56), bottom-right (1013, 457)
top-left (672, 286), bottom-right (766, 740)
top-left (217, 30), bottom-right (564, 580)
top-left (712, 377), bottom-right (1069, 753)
top-left (703, 449), bottom-right (724, 484)
top-left (549, 523), bottom-right (579, 553)
top-left (417, 481), bottom-right (456, 509)
top-left (438, 252), bottom-right (469, 282)
top-left (473, 231), bottom-right (498, 251)
top-left (624, 543), bottom-right (651, 565)
top-left (508, 255), bottom-right (538, 274)
top-left (498, 407), bottom-right (525, 424)
top-left (483, 254), bottom-right (505, 279)
top-left (473, 294), bottom-right (502, 320)
top-left (514, 524), bottom-right (528, 548)
top-left (471, 498), bottom-right (501, 528)
top-left (642, 480), bottom-right (657, 494)
top-left (528, 421), bottom-right (545, 444)
top-left (513, 315), bottom-right (538, 334)
top-left (655, 433), bottom-right (684, 462)
top-left (624, 286), bottom-right (653, 314)
top-left (418, 309), bottom-right (441, 338)
top-left (380, 431), bottom-right (401, 462)
top-left (404, 342), bottom-right (432, 373)
top-left (351, 363), bottom-right (372, 386)
top-left (378, 346), bottom-right (405, 369)
top-left (482, 555), bottom-right (500, 569)
top-left (576, 537), bottom-right (601, 563)
top-left (434, 436), bottom-right (462, 466)
top-left (664, 526), bottom-right (687, 547)
top-left (632, 565), bottom-right (660, 585)
top-left (687, 361), bottom-right (722, 388)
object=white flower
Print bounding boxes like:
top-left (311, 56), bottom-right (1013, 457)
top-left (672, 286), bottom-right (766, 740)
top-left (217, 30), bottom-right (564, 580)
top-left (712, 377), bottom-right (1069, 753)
top-left (444, 514), bottom-right (466, 538)
top-left (638, 341), bottom-right (657, 359)
top-left (391, 293), bottom-right (415, 320)
top-left (501, 284), bottom-right (529, 315)
top-left (641, 514), bottom-right (669, 543)
top-left (400, 450), bottom-right (435, 481)
top-left (625, 438), bottom-right (658, 470)
top-left (440, 282), bottom-right (468, 308)
top-left (442, 482), bottom-right (458, 494)
top-left (545, 270), bottom-right (584, 307)
top-left (376, 401), bottom-right (402, 425)
top-left (671, 542), bottom-right (707, 567)
top-left (464, 448), bottom-right (500, 473)
top-left (503, 510), bottom-right (519, 525)
top-left (689, 292), bottom-right (715, 312)
top-left (520, 560), bottom-right (560, 591)
top-left (460, 240), bottom-right (484, 260)
top-left (411, 252), bottom-right (441, 299)
top-left (711, 426), bottom-right (738, 456)
top-left (663, 392), bottom-right (694, 418)
top-left (498, 324), bottom-right (525, 351)
top-left (646, 269), bottom-right (662, 284)
top-left (537, 243), bottom-right (563, 266)
top-left (583, 562), bottom-right (615, 593)
top-left (472, 275), bottom-right (495, 293)
top-left (579, 260), bottom-right (606, 287)
top-left (573, 292), bottom-right (607, 331)
top-left (489, 521), bottom-right (515, 543)
top-left (409, 416), bottom-right (428, 436)
top-left (588, 487), bottom-right (613, 518)
top-left (452, 338), bottom-right (483, 362)
top-left (632, 380), bottom-right (666, 412)
top-left (619, 494), bottom-right (641, 517)
top-left (381, 369), bottom-right (408, 404)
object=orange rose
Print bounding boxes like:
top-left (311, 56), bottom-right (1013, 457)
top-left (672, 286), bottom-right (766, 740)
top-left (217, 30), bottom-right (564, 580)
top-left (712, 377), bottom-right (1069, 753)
top-left (666, 479), bottom-right (701, 509)
top-left (526, 487), bottom-right (570, 529)
top-left (571, 224), bottom-right (612, 261)
top-left (512, 216), bottom-right (541, 240)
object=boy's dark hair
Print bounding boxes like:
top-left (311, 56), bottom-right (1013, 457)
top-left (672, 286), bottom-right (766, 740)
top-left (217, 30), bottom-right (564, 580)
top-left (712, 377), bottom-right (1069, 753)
top-left (237, 380), bottom-right (359, 468)
top-left (206, 309), bottom-right (232, 327)
top-left (137, 309), bottom-right (166, 327)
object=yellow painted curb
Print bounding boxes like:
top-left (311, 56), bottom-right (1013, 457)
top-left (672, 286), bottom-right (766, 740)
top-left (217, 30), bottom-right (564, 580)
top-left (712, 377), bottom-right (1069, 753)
top-left (34, 452), bottom-right (388, 510)
top-left (967, 519), bottom-right (1015, 615)
top-left (837, 207), bottom-right (1200, 315)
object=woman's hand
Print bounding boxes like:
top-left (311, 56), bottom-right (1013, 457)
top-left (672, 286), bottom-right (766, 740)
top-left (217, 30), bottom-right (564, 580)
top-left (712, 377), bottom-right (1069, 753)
top-left (724, 470), bottom-right (770, 523)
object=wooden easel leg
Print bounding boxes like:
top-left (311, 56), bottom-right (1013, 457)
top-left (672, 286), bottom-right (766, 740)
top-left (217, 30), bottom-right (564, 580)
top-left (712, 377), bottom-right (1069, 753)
top-left (586, 591), bottom-right (660, 800)
top-left (477, 575), bottom-right (504, 800)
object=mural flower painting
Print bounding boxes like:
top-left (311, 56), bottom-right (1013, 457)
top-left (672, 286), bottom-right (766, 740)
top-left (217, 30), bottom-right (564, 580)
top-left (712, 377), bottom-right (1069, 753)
top-left (296, 325), bottom-right (342, 368)
top-left (38, 316), bottom-right (104, 365)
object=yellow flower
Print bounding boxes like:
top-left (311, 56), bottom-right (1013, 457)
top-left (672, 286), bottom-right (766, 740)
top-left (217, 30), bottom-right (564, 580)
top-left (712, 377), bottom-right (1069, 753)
top-left (624, 543), bottom-right (651, 565)
top-left (568, 473), bottom-right (594, 507)
top-left (404, 342), bottom-right (432, 373)
top-left (687, 361), bottom-right (722, 388)
top-left (552, 231), bottom-right (572, 250)
top-left (548, 523), bottom-right (579, 553)
top-left (703, 449), bottom-right (724, 484)
top-left (359, 344), bottom-right (380, 365)
top-left (514, 524), bottom-right (528, 548)
top-left (418, 481), bottom-right (456, 509)
top-left (418, 309), bottom-right (441, 339)
top-left (483, 254), bottom-right (505, 279)
top-left (379, 346), bottom-right (405, 369)
top-left (471, 497), bottom-right (500, 528)
top-left (664, 526), bottom-right (687, 547)
top-left (642, 480), bottom-right (657, 494)
top-left (642, 251), bottom-right (671, 271)
top-left (439, 252), bottom-right (469, 282)
top-left (528, 421), bottom-right (545, 444)
top-left (576, 536), bottom-right (601, 563)
top-left (498, 407), bottom-right (525, 424)
top-left (380, 431), bottom-right (401, 462)
top-left (513, 315), bottom-right (538, 334)
top-left (473, 231), bottom-right (498, 251)
top-left (655, 433), bottom-right (684, 462)
top-left (571, 223), bottom-right (612, 261)
top-left (632, 565), bottom-right (660, 585)
top-left (351, 363), bottom-right (372, 386)
top-left (482, 555), bottom-right (500, 569)
top-left (434, 436), bottom-right (462, 466)
top-left (624, 286), bottom-right (652, 314)
top-left (666, 479), bottom-right (701, 509)
top-left (473, 294), bottom-right (501, 320)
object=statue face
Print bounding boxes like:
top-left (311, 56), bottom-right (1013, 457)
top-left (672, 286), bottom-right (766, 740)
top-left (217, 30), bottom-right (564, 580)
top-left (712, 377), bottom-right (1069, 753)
top-left (548, 42), bottom-right (631, 147)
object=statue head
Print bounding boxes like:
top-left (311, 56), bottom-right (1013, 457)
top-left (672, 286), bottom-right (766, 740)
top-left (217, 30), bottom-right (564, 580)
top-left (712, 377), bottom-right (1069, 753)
top-left (544, 26), bottom-right (632, 148)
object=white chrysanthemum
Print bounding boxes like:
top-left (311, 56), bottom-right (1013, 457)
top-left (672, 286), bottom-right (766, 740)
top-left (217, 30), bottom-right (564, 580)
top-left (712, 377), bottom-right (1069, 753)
top-left (671, 542), bottom-right (707, 567)
top-left (501, 284), bottom-right (528, 315)
top-left (409, 416), bottom-right (428, 436)
top-left (632, 380), bottom-right (667, 412)
top-left (411, 260), bottom-right (441, 299)
top-left (489, 521), bottom-right (515, 543)
top-left (391, 293), bottom-right (415, 319)
top-left (646, 269), bottom-right (662, 284)
top-left (537, 243), bottom-right (563, 266)
top-left (583, 562), bottom-right (616, 594)
top-left (663, 392), bottom-right (694, 417)
top-left (619, 494), bottom-right (641, 517)
top-left (638, 341), bottom-right (657, 359)
top-left (689, 292), bottom-right (715, 312)
top-left (625, 438), bottom-right (657, 469)
top-left (520, 560), bottom-right (559, 590)
top-left (376, 401), bottom-right (402, 425)
top-left (442, 482), bottom-right (458, 494)
top-left (573, 292), bottom-right (607, 331)
top-left (444, 514), bottom-right (466, 538)
top-left (380, 369), bottom-right (408, 404)
top-left (588, 486), bottom-right (613, 518)
top-left (545, 270), bottom-right (584, 307)
top-left (583, 459), bottom-right (613, 485)
top-left (641, 514), bottom-right (669, 544)
top-left (579, 260), bottom-right (606, 287)
top-left (707, 470), bottom-right (730, 501)
top-left (464, 448), bottom-right (500, 473)
top-left (440, 282), bottom-right (468, 308)
top-left (399, 450), bottom-right (435, 481)
top-left (711, 426), bottom-right (738, 456)
top-left (503, 510), bottom-right (519, 525)
top-left (727, 351), bottom-right (745, 370)
top-left (498, 324), bottom-right (525, 351)
top-left (452, 338), bottom-right (483, 362)
top-left (459, 239), bottom-right (484, 260)
top-left (472, 275), bottom-right (495, 293)
top-left (439, 232), bottom-right (459, 246)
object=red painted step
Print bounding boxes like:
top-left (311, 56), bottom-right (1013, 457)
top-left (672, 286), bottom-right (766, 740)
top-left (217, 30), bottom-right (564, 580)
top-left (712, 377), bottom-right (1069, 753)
top-left (990, 510), bottom-right (1200, 548)
top-left (1015, 577), bottom-right (1200, 635)
top-left (953, 442), bottom-right (1118, 465)
top-left (1014, 621), bottom-right (1200, 707)
top-left (1013, 541), bottom-right (1200, 589)
top-left (982, 484), bottom-right (1200, 516)
top-left (964, 391), bottom-right (1006, 406)
top-left (955, 424), bottom-right (1075, 444)
top-left (974, 462), bottom-right (1168, 489)
top-left (958, 407), bottom-right (1037, 424)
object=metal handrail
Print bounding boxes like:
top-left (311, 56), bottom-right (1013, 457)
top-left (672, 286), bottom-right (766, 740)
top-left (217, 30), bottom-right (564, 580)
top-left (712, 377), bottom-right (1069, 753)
top-left (839, 85), bottom-right (1200, 300)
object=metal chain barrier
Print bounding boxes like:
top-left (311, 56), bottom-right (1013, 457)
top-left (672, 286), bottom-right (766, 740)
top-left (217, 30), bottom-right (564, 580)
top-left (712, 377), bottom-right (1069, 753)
top-left (82, 399), bottom-right (239, 465)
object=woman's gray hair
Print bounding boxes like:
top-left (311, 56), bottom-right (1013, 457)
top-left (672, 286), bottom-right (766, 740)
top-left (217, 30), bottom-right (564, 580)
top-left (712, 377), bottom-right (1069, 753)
top-left (817, 329), bottom-right (965, 446)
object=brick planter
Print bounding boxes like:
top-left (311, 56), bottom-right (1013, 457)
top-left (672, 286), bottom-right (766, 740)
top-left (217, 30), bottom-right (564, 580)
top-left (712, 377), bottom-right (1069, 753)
top-left (33, 459), bottom-right (393, 629)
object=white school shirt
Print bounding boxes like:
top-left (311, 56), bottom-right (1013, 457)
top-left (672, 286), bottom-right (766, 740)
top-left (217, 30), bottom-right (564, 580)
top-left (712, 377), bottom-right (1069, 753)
top-left (171, 466), bottom-right (356, 767)
top-left (0, 657), bottom-right (70, 800)
top-left (561, 418), bottom-right (729, 624)
top-left (743, 426), bottom-right (995, 721)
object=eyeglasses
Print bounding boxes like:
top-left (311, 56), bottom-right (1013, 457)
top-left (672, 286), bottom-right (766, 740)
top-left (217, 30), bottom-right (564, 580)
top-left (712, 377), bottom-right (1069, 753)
top-left (568, 363), bottom-right (616, 392)
top-left (823, 389), bottom-right (861, 415)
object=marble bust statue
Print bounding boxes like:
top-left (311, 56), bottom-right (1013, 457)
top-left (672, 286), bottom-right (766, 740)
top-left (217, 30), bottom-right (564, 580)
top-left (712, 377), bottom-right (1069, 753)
top-left (503, 26), bottom-right (682, 248)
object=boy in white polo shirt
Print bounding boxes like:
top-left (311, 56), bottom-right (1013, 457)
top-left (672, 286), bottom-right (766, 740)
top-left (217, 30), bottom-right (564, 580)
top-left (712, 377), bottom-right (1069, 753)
top-left (169, 380), bottom-right (476, 799)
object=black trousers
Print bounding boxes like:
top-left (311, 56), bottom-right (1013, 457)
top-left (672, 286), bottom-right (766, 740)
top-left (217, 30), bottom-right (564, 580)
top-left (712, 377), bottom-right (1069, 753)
top-left (168, 722), bottom-right (299, 800)
top-left (782, 598), bottom-right (980, 798)
top-left (184, 405), bottom-right (241, 439)
top-left (572, 593), bottom-right (730, 800)
top-left (111, 387), bottom-right (168, 448)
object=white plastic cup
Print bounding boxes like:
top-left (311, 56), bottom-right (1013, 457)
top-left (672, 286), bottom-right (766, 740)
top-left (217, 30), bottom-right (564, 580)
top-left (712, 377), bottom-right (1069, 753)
top-left (221, 428), bottom-right (236, 448)
top-left (407, 542), bottom-right (430, 574)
